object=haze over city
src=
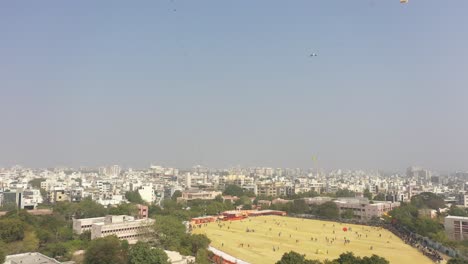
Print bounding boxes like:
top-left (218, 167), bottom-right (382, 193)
top-left (1, 1), bottom-right (467, 170)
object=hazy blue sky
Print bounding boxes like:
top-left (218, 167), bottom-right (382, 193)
top-left (1, 1), bottom-right (467, 170)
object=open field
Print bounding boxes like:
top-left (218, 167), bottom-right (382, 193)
top-left (193, 215), bottom-right (433, 264)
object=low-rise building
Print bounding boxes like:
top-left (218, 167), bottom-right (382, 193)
top-left (334, 198), bottom-right (400, 220)
top-left (445, 215), bottom-right (468, 240)
top-left (177, 190), bottom-right (222, 202)
top-left (91, 215), bottom-right (155, 243)
top-left (73, 216), bottom-right (107, 234)
top-left (4, 252), bottom-right (73, 264)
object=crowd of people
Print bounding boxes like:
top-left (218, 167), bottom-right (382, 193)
top-left (386, 224), bottom-right (443, 263)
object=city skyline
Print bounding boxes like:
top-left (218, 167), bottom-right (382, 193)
top-left (1, 1), bottom-right (467, 170)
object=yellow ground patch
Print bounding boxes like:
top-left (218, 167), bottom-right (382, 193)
top-left (193, 215), bottom-right (433, 264)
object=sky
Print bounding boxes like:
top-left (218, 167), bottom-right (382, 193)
top-left (1, 1), bottom-right (467, 171)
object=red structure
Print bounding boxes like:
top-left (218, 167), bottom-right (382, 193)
top-left (191, 216), bottom-right (218, 225)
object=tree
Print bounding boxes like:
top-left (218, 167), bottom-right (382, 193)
top-left (29, 178), bottom-right (46, 189)
top-left (374, 193), bottom-right (386, 201)
top-left (361, 255), bottom-right (390, 264)
top-left (172, 190), bottom-right (183, 201)
top-left (276, 251), bottom-right (321, 264)
top-left (448, 258), bottom-right (468, 264)
top-left (223, 185), bottom-right (244, 197)
top-left (276, 251), bottom-right (309, 264)
top-left (0, 247), bottom-right (5, 264)
top-left (335, 189), bottom-right (356, 198)
top-left (186, 234), bottom-right (211, 255)
top-left (290, 199), bottom-right (309, 214)
top-left (341, 209), bottom-right (354, 219)
top-left (128, 241), bottom-right (169, 264)
top-left (448, 205), bottom-right (468, 217)
top-left (84, 236), bottom-right (126, 264)
top-left (44, 242), bottom-right (68, 258)
top-left (108, 203), bottom-right (138, 216)
top-left (316, 201), bottom-right (339, 219)
top-left (125, 191), bottom-right (145, 204)
top-left (76, 198), bottom-right (108, 219)
top-left (363, 189), bottom-right (373, 200)
top-left (335, 252), bottom-right (360, 264)
top-left (411, 192), bottom-right (445, 210)
top-left (195, 248), bottom-right (211, 264)
top-left (0, 218), bottom-right (25, 242)
top-left (153, 215), bottom-right (187, 251)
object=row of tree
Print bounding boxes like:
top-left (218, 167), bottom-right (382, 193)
top-left (276, 251), bottom-right (389, 264)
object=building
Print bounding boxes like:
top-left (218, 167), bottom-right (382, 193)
top-left (91, 215), bottom-right (155, 243)
top-left (445, 215), bottom-right (468, 240)
top-left (138, 184), bottom-right (156, 203)
top-left (257, 183), bottom-right (293, 197)
top-left (4, 252), bottom-right (72, 264)
top-left (458, 193), bottom-right (468, 207)
top-left (137, 204), bottom-right (149, 218)
top-left (73, 216), bottom-right (107, 234)
top-left (177, 190), bottom-right (222, 202)
top-left (1, 189), bottom-right (23, 209)
top-left (73, 215), bottom-right (155, 244)
top-left (334, 198), bottom-right (400, 220)
top-left (48, 189), bottom-right (70, 203)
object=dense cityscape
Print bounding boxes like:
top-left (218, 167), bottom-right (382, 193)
top-left (1, 165), bottom-right (468, 263)
top-left (2, 0), bottom-right (467, 263)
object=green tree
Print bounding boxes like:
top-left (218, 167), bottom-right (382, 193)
top-left (44, 242), bottom-right (68, 258)
top-left (316, 201), bottom-right (339, 219)
top-left (153, 215), bottom-right (187, 251)
top-left (335, 252), bottom-right (360, 264)
top-left (125, 191), bottom-right (145, 204)
top-left (335, 189), bottom-right (356, 198)
top-left (0, 247), bottom-right (5, 264)
top-left (0, 218), bottom-right (25, 242)
top-left (29, 178), bottom-right (46, 189)
top-left (410, 192), bottom-right (445, 210)
top-left (128, 241), bottom-right (169, 264)
top-left (341, 209), bottom-right (354, 219)
top-left (363, 189), bottom-right (373, 200)
top-left (448, 258), bottom-right (468, 264)
top-left (172, 190), bottom-right (183, 201)
top-left (195, 248), bottom-right (211, 264)
top-left (223, 185), bottom-right (244, 197)
top-left (374, 193), bottom-right (386, 201)
top-left (276, 251), bottom-right (321, 264)
top-left (76, 198), bottom-right (108, 219)
top-left (361, 255), bottom-right (390, 264)
top-left (109, 203), bottom-right (138, 216)
top-left (84, 236), bottom-right (126, 264)
top-left (186, 234), bottom-right (211, 255)
top-left (291, 199), bottom-right (309, 214)
top-left (448, 205), bottom-right (468, 217)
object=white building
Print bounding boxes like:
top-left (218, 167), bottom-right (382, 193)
top-left (445, 215), bottom-right (468, 240)
top-left (91, 215), bottom-right (155, 243)
top-left (73, 215), bottom-right (155, 244)
top-left (138, 184), bottom-right (155, 203)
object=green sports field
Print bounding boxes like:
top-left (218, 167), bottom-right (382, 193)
top-left (193, 215), bottom-right (434, 264)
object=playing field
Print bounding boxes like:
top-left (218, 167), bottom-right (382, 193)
top-left (193, 215), bottom-right (433, 264)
